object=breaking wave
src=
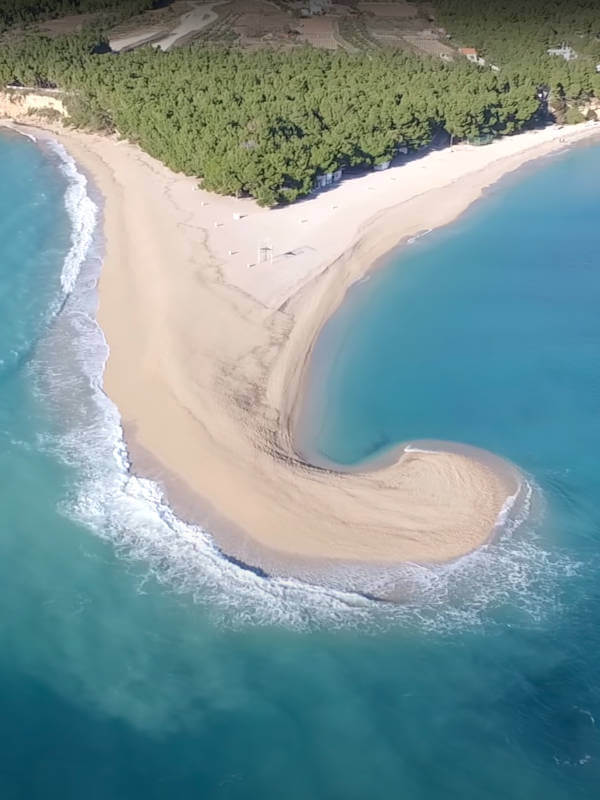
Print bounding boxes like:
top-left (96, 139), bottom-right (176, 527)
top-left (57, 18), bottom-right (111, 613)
top-left (45, 139), bottom-right (98, 294)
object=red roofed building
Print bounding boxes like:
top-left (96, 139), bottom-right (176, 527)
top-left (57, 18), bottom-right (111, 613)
top-left (459, 47), bottom-right (486, 65)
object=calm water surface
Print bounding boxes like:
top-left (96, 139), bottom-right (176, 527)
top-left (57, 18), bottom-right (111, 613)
top-left (1, 130), bottom-right (599, 798)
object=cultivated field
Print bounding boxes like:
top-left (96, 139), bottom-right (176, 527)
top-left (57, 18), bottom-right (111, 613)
top-left (294, 17), bottom-right (340, 50)
top-left (52, 0), bottom-right (456, 57)
top-left (403, 33), bottom-right (455, 58)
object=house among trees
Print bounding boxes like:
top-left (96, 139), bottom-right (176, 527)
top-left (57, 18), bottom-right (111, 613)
top-left (459, 47), bottom-right (486, 66)
top-left (547, 43), bottom-right (577, 61)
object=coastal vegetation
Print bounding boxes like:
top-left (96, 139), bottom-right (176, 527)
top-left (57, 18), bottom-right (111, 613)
top-left (0, 32), bottom-right (547, 205)
top-left (0, 1), bottom-right (599, 204)
top-left (432, 0), bottom-right (600, 117)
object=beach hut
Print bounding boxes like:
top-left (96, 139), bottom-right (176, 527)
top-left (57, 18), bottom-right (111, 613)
top-left (314, 169), bottom-right (342, 190)
top-left (373, 161), bottom-right (391, 171)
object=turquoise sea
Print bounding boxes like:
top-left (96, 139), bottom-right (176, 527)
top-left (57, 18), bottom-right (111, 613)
top-left (1, 128), bottom-right (600, 798)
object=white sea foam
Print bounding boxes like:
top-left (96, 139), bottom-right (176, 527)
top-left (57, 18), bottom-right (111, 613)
top-left (10, 127), bottom-right (37, 143)
top-left (407, 228), bottom-right (432, 245)
top-left (404, 444), bottom-right (440, 455)
top-left (45, 140), bottom-right (98, 294)
top-left (495, 479), bottom-right (533, 532)
top-left (29, 138), bottom-right (581, 633)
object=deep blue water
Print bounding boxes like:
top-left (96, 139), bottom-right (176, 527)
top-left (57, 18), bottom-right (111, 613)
top-left (1, 129), bottom-right (600, 799)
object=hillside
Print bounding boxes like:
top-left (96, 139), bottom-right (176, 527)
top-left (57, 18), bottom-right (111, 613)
top-left (1, 1), bottom-right (599, 204)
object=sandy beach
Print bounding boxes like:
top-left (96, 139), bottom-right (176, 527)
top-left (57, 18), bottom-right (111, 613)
top-left (3, 114), bottom-right (598, 592)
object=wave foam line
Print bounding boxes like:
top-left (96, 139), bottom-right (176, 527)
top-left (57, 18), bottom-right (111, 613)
top-left (404, 444), bottom-right (440, 455)
top-left (8, 127), bottom-right (37, 143)
top-left (495, 479), bottom-right (533, 533)
top-left (46, 140), bottom-right (98, 295)
top-left (407, 228), bottom-right (432, 245)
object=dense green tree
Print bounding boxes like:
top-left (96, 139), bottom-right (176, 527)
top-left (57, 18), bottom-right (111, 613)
top-left (2, 1), bottom-right (599, 206)
top-left (431, 0), bottom-right (600, 100)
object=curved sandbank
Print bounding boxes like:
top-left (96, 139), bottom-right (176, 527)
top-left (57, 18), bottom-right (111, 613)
top-left (4, 119), bottom-right (598, 591)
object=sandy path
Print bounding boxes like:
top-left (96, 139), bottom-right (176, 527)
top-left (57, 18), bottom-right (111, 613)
top-left (109, 2), bottom-right (222, 53)
top-left (154, 2), bottom-right (222, 50)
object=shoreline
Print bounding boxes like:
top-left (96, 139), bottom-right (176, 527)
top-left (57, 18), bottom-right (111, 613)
top-left (2, 118), bottom-right (598, 594)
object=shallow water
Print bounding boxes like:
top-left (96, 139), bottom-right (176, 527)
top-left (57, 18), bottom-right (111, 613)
top-left (1, 130), bottom-right (599, 797)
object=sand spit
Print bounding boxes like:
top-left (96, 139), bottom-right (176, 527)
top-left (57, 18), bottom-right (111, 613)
top-left (2, 118), bottom-right (598, 591)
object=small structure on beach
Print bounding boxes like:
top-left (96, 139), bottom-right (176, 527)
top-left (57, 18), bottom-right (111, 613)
top-left (314, 168), bottom-right (343, 190)
top-left (547, 43), bottom-right (577, 61)
top-left (257, 239), bottom-right (273, 265)
top-left (459, 47), bottom-right (486, 66)
top-left (373, 161), bottom-right (390, 171)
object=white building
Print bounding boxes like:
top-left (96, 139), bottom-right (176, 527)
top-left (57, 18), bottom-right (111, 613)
top-left (547, 43), bottom-right (578, 61)
top-left (459, 47), bottom-right (486, 66)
